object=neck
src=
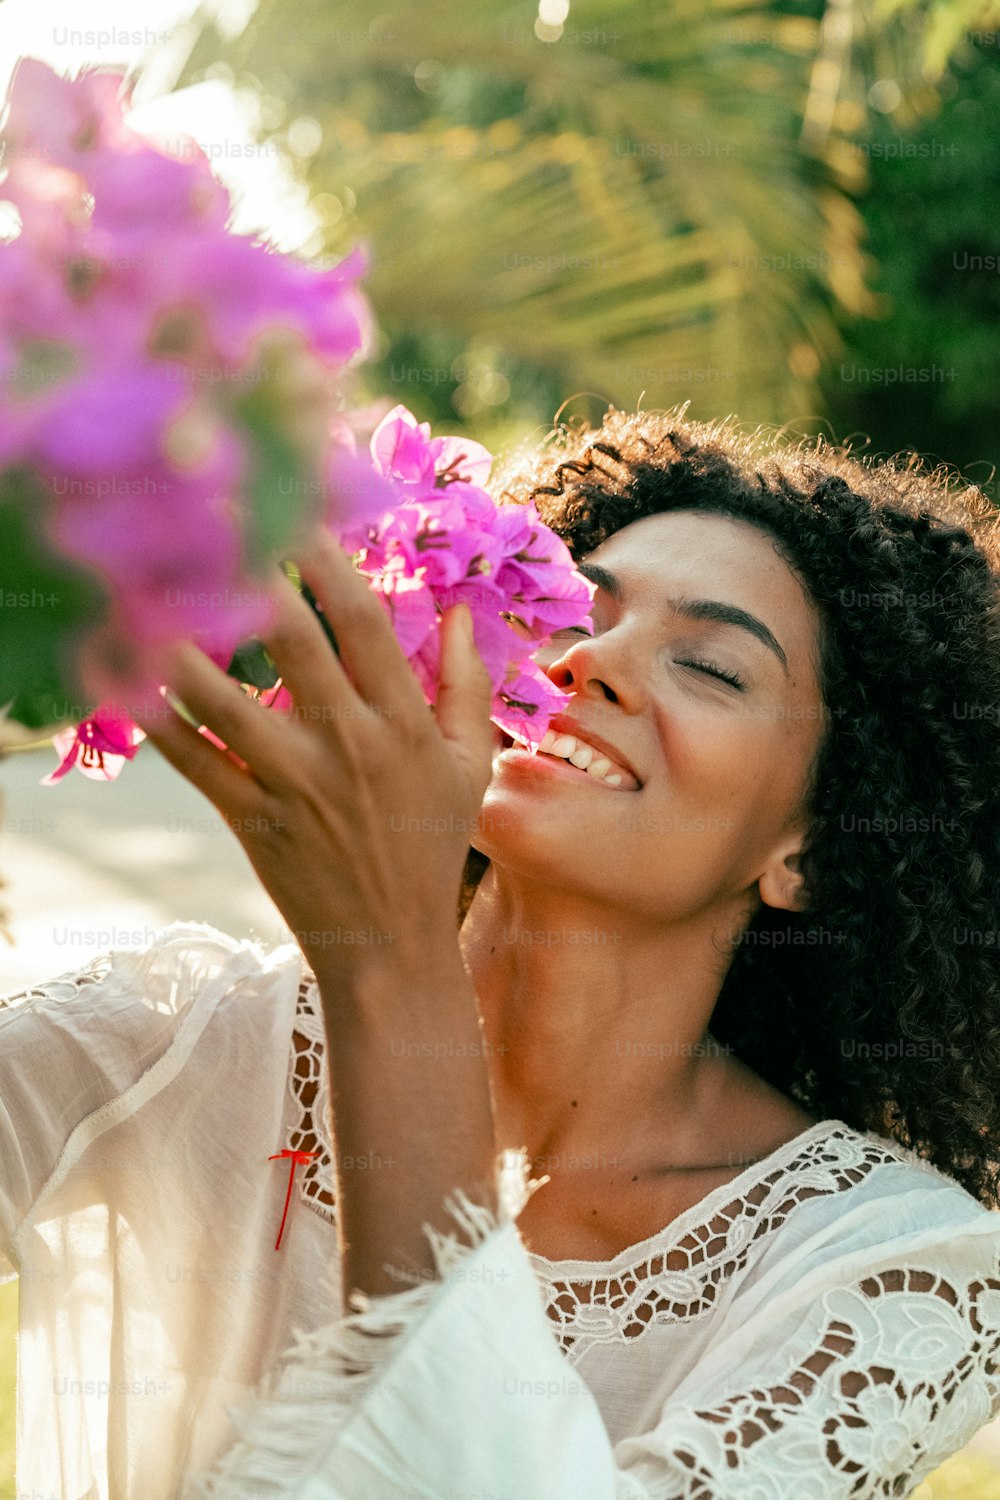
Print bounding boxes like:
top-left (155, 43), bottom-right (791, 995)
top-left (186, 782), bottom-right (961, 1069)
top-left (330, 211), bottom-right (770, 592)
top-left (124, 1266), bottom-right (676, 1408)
top-left (459, 861), bottom-right (755, 1174)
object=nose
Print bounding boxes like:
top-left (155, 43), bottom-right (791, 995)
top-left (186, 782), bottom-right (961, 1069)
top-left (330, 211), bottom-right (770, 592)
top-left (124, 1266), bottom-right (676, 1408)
top-left (538, 635), bottom-right (621, 705)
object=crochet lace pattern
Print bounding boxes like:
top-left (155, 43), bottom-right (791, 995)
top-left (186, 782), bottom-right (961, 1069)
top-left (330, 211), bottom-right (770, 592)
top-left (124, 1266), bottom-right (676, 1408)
top-left (8, 956), bottom-right (1000, 1497)
top-left (530, 1131), bottom-right (906, 1357)
top-left (286, 975), bottom-right (1000, 1496)
top-left (1, 954), bottom-right (115, 1007)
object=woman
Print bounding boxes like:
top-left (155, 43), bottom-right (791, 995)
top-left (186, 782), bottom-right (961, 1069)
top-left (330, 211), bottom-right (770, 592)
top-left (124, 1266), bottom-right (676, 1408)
top-left (3, 406), bottom-right (1000, 1498)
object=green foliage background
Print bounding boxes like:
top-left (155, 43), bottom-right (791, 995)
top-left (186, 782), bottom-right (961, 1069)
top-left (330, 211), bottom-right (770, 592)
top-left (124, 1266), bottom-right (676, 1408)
top-left (820, 34), bottom-right (1000, 487)
top-left (169, 0), bottom-right (1000, 484)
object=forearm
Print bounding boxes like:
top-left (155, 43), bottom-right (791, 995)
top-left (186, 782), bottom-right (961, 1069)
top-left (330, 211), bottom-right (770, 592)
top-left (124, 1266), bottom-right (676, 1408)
top-left (315, 946), bottom-right (500, 1301)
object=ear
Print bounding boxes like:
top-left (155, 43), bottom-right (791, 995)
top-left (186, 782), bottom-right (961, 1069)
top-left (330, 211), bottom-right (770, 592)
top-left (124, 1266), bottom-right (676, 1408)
top-left (757, 834), bottom-right (809, 914)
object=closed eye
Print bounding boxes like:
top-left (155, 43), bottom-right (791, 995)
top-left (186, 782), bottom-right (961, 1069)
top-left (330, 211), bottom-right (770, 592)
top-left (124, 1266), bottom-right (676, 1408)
top-left (551, 631), bottom-right (745, 690)
top-left (677, 658), bottom-right (745, 690)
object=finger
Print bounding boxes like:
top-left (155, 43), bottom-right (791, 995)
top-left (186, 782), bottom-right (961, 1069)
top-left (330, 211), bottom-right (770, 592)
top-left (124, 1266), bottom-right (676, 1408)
top-left (433, 603), bottom-right (495, 778)
top-left (133, 684), bottom-right (265, 823)
top-left (289, 527), bottom-right (430, 721)
top-left (256, 566), bottom-right (361, 724)
top-left (156, 639), bottom-right (296, 791)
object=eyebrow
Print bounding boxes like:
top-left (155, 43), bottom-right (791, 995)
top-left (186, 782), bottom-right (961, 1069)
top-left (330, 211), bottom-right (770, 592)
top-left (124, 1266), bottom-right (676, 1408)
top-left (577, 561), bottom-right (789, 675)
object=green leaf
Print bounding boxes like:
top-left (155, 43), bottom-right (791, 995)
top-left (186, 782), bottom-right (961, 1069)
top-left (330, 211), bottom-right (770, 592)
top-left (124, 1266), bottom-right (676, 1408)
top-left (225, 635), bottom-right (281, 689)
top-left (0, 468), bottom-right (108, 730)
top-left (232, 400), bottom-right (314, 572)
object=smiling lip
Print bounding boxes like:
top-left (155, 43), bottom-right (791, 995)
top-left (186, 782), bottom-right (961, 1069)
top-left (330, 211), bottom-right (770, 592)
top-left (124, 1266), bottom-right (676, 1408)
top-left (543, 715), bottom-right (642, 787)
top-left (494, 743), bottom-right (641, 792)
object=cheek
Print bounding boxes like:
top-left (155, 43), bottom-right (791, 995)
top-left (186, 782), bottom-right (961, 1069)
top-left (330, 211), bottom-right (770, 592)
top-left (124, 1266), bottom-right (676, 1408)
top-left (653, 700), bottom-right (758, 797)
top-left (717, 710), bottom-right (820, 834)
top-left (653, 702), bottom-right (805, 843)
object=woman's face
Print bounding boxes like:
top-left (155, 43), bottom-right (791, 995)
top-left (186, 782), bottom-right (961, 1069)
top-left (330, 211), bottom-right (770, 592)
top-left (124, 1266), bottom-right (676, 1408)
top-left (476, 509), bottom-right (829, 925)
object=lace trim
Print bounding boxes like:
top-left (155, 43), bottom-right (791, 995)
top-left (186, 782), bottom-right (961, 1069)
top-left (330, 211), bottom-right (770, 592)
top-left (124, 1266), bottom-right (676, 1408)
top-left (535, 1130), bottom-right (903, 1359)
top-left (0, 955), bottom-right (115, 1010)
top-left (287, 971), bottom-right (337, 1219)
top-left (8, 955), bottom-right (1000, 1497)
top-left (284, 979), bottom-right (928, 1362)
top-left (668, 1264), bottom-right (1000, 1498)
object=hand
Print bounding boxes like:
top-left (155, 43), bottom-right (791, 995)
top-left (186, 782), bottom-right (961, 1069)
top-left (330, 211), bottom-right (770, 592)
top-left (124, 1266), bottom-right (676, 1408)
top-left (132, 527), bottom-right (495, 980)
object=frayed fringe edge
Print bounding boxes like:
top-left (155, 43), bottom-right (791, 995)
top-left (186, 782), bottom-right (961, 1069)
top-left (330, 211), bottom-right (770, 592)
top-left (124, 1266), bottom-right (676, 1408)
top-left (179, 1147), bottom-right (547, 1499)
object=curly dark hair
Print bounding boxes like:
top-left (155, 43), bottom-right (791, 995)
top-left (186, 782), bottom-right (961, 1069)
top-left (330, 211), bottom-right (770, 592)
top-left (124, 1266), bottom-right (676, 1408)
top-left (459, 405), bottom-right (1000, 1209)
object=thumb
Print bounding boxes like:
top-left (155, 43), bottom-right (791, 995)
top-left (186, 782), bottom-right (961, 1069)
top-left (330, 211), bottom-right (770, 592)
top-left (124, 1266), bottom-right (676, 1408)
top-left (434, 603), bottom-right (495, 771)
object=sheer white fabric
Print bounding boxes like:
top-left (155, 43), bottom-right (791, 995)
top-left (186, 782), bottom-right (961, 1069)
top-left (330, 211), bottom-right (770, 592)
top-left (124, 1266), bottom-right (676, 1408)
top-left (2, 922), bottom-right (999, 1499)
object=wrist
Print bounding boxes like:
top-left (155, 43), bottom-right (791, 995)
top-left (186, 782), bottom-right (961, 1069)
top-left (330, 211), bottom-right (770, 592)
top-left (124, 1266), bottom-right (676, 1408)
top-left (311, 935), bottom-right (472, 1016)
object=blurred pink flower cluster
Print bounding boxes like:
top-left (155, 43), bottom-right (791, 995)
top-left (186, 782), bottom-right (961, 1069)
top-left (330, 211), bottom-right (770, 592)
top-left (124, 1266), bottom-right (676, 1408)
top-left (0, 58), bottom-right (369, 772)
top-left (332, 405), bottom-right (596, 749)
top-left (0, 63), bottom-right (596, 781)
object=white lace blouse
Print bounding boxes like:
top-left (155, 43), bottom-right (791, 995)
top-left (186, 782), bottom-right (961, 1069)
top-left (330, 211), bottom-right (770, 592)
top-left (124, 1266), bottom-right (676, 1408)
top-left (2, 921), bottom-right (1000, 1499)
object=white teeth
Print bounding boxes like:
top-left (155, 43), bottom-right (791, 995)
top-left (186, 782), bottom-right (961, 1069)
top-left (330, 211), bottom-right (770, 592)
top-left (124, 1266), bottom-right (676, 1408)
top-left (532, 728), bottom-right (635, 787)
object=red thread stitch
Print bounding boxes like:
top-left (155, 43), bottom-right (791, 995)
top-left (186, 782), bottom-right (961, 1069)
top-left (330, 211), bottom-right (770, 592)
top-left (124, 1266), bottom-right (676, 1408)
top-left (269, 1149), bottom-right (319, 1249)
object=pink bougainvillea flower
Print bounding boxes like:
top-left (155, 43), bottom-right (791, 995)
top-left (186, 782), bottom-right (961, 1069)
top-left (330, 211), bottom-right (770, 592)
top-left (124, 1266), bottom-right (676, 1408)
top-left (40, 711), bottom-right (145, 784)
top-left (429, 432), bottom-right (494, 490)
top-left (370, 405), bottom-right (439, 488)
top-left (140, 237), bottom-right (371, 372)
top-left (258, 680), bottom-right (294, 715)
top-left (360, 493), bottom-right (501, 589)
top-left (43, 360), bottom-right (192, 475)
top-left (328, 405), bottom-right (597, 750)
top-left (87, 134), bottom-right (232, 244)
top-left (324, 440), bottom-right (400, 539)
top-left (494, 662), bottom-right (574, 751)
top-left (370, 564), bottom-right (440, 660)
top-left (45, 446), bottom-right (273, 663)
top-left (3, 60), bottom-right (590, 783)
top-left (0, 60), bottom-right (135, 171)
top-left (1, 57), bottom-right (372, 764)
top-left (370, 404), bottom-right (493, 494)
